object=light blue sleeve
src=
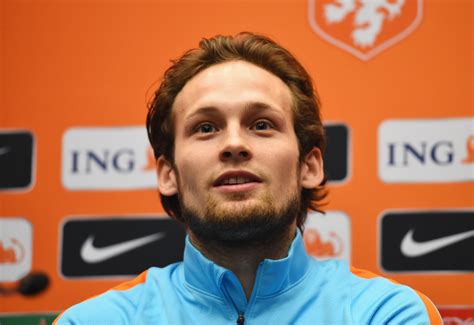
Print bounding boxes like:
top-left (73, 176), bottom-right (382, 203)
top-left (350, 275), bottom-right (432, 325)
top-left (54, 284), bottom-right (145, 325)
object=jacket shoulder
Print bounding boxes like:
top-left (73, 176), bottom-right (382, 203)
top-left (348, 266), bottom-right (442, 325)
top-left (54, 270), bottom-right (149, 325)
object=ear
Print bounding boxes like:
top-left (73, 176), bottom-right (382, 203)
top-left (300, 147), bottom-right (324, 189)
top-left (157, 156), bottom-right (178, 196)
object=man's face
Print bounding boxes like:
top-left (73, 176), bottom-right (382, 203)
top-left (158, 60), bottom-right (321, 242)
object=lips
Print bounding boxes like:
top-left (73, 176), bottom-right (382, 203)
top-left (213, 171), bottom-right (262, 187)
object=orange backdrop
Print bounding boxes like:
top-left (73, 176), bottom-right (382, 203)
top-left (1, 0), bottom-right (473, 313)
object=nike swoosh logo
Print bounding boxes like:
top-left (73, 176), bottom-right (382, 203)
top-left (0, 147), bottom-right (10, 156)
top-left (400, 229), bottom-right (474, 257)
top-left (80, 232), bottom-right (166, 264)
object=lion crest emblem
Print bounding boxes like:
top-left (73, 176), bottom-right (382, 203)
top-left (308, 0), bottom-right (423, 60)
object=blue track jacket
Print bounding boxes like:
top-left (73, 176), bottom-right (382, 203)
top-left (55, 231), bottom-right (442, 324)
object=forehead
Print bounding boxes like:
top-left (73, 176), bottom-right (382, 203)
top-left (172, 60), bottom-right (294, 120)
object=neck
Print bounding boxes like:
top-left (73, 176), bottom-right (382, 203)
top-left (189, 223), bottom-right (297, 301)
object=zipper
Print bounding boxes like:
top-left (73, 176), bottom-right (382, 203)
top-left (236, 313), bottom-right (245, 325)
top-left (234, 261), bottom-right (264, 325)
top-left (223, 288), bottom-right (245, 325)
top-left (220, 274), bottom-right (246, 325)
top-left (222, 262), bottom-right (265, 325)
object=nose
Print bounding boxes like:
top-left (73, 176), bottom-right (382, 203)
top-left (219, 127), bottom-right (252, 162)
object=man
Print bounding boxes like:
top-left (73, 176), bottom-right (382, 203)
top-left (55, 32), bottom-right (441, 324)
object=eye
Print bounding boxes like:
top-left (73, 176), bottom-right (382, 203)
top-left (252, 120), bottom-right (273, 131)
top-left (196, 123), bottom-right (216, 134)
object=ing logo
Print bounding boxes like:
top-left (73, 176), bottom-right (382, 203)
top-left (378, 118), bottom-right (474, 183)
top-left (62, 127), bottom-right (158, 190)
top-left (308, 0), bottom-right (423, 60)
top-left (142, 146), bottom-right (157, 171)
top-left (462, 135), bottom-right (474, 164)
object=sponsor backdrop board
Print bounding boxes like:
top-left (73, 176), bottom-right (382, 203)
top-left (1, 0), bottom-right (472, 314)
top-left (60, 217), bottom-right (186, 277)
top-left (379, 210), bottom-right (474, 273)
top-left (0, 218), bottom-right (32, 282)
top-left (0, 131), bottom-right (35, 191)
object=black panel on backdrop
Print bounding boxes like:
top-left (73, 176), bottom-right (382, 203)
top-left (61, 218), bottom-right (186, 277)
top-left (0, 132), bottom-right (33, 189)
top-left (380, 210), bottom-right (474, 272)
top-left (323, 124), bottom-right (348, 182)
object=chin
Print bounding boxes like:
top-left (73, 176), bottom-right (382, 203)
top-left (181, 193), bottom-right (300, 246)
top-left (216, 199), bottom-right (272, 217)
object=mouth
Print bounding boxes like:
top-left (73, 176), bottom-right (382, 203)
top-left (213, 171), bottom-right (262, 193)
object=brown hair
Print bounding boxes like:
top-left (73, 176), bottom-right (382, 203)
top-left (146, 32), bottom-right (327, 230)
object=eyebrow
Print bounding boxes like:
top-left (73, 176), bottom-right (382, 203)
top-left (185, 101), bottom-right (283, 120)
top-left (244, 102), bottom-right (281, 115)
top-left (185, 106), bottom-right (221, 121)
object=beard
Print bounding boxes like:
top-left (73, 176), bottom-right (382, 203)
top-left (179, 189), bottom-right (301, 249)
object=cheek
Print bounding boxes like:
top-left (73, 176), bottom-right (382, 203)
top-left (174, 148), bottom-right (209, 189)
top-left (267, 144), bottom-right (300, 187)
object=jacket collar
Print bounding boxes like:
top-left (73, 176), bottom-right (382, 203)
top-left (183, 230), bottom-right (312, 302)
